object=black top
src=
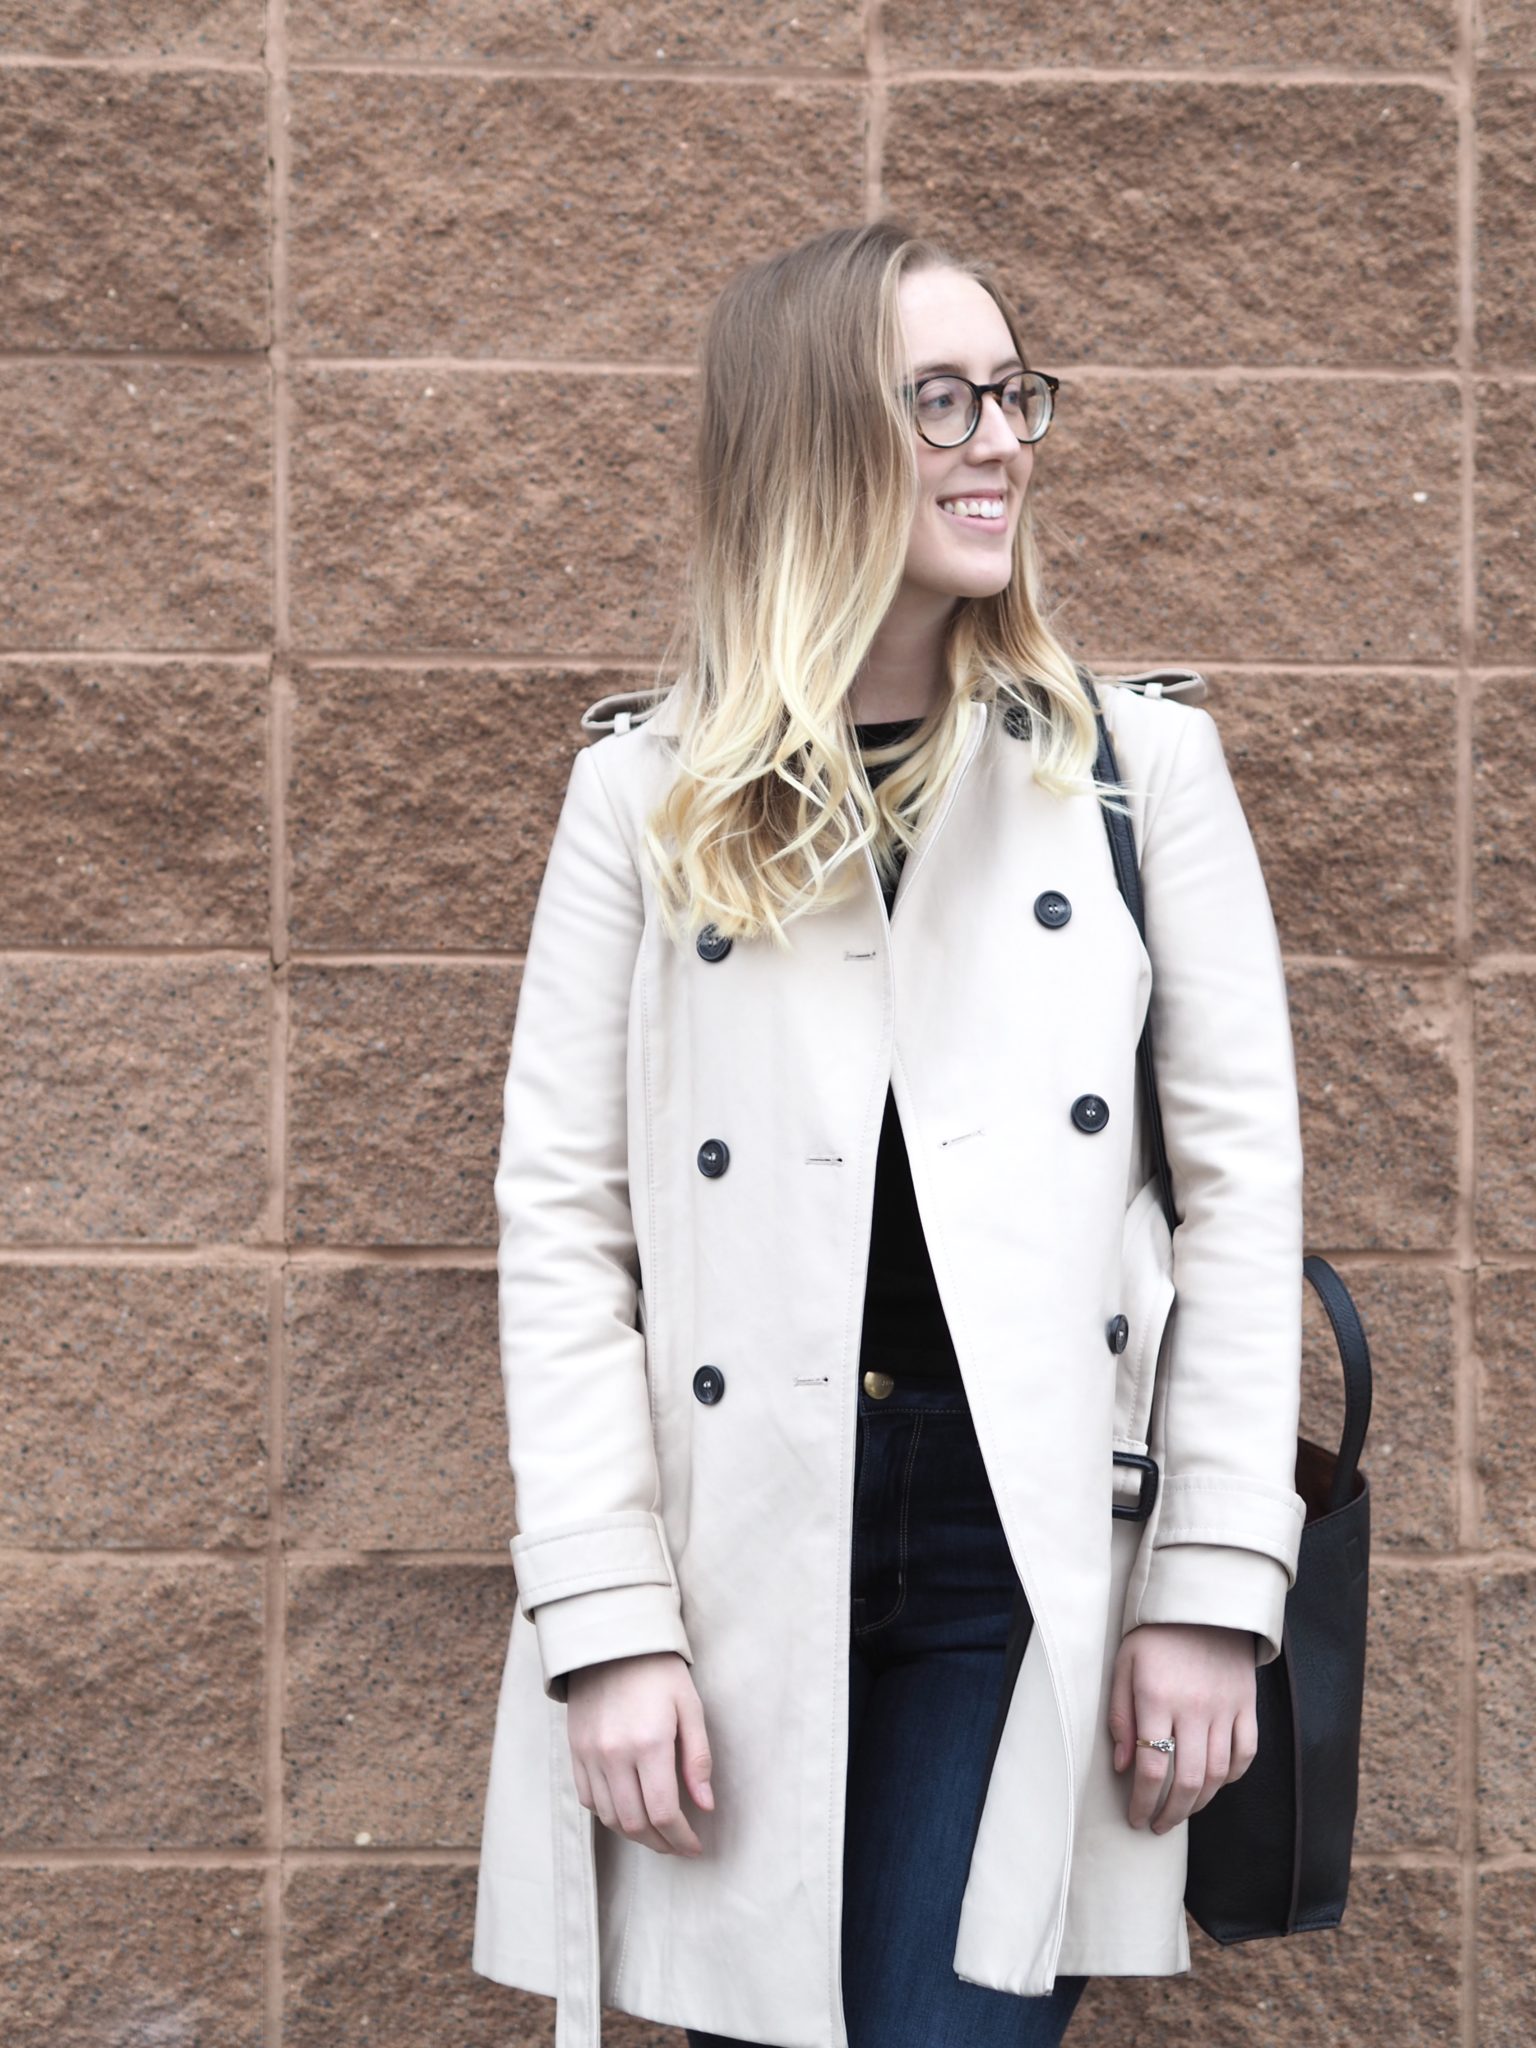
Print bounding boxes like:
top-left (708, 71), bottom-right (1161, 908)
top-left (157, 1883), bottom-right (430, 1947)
top-left (852, 718), bottom-right (962, 1385)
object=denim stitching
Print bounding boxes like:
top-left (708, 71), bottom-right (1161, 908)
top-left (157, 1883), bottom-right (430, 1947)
top-left (853, 1415), bottom-right (924, 1636)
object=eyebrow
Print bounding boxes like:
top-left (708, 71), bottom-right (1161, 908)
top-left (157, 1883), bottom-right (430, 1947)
top-left (914, 354), bottom-right (1025, 378)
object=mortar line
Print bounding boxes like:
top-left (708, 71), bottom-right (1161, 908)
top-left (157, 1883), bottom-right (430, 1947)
top-left (283, 59), bottom-right (1462, 89)
top-left (262, 0), bottom-right (292, 2041)
top-left (2, 649), bottom-right (1529, 673)
top-left (277, 355), bottom-right (1485, 381)
top-left (6, 349), bottom-right (1526, 381)
top-left (1452, 1), bottom-right (1480, 2038)
top-left (0, 1541), bottom-right (1523, 1570)
top-left (863, 0), bottom-right (886, 220)
top-left (8, 943), bottom-right (1533, 971)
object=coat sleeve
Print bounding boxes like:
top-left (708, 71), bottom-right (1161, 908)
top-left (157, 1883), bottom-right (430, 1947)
top-left (1121, 701), bottom-right (1307, 1669)
top-left (494, 738), bottom-right (693, 1704)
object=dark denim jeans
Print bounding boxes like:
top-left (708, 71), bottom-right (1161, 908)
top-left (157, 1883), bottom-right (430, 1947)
top-left (688, 1374), bottom-right (1089, 2048)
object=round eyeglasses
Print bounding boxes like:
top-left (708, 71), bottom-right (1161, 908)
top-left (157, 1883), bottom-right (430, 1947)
top-left (904, 369), bottom-right (1059, 449)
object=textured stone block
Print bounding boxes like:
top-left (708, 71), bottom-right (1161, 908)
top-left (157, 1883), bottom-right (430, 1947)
top-left (1479, 1), bottom-right (1536, 72)
top-left (0, 364), bottom-right (271, 649)
top-left (0, 3), bottom-right (261, 57)
top-left (0, 661), bottom-right (268, 945)
top-left (0, 1559), bottom-right (264, 1847)
top-left (1473, 677), bottom-right (1536, 953)
top-left (284, 1265), bottom-right (504, 1548)
top-left (0, 959), bottom-right (269, 1243)
top-left (286, 963), bottom-right (511, 1245)
top-left (1478, 1870), bottom-right (1536, 2048)
top-left (1477, 1268), bottom-right (1536, 1549)
top-left (284, 1562), bottom-right (507, 1846)
top-left (1288, 966), bottom-right (1460, 1251)
top-left (288, 74), bottom-right (865, 357)
top-left (1476, 382), bottom-right (1536, 661)
top-left (287, 664), bottom-right (596, 952)
top-left (285, 1865), bottom-right (601, 2048)
top-left (883, 0), bottom-right (1453, 68)
top-left (1206, 671), bottom-right (1456, 958)
top-left (0, 1264), bottom-right (269, 1547)
top-left (1478, 1569), bottom-right (1536, 1852)
top-left (1477, 81), bottom-right (1536, 364)
top-left (1036, 378), bottom-right (1460, 664)
top-left (1353, 1567), bottom-right (1461, 1852)
top-left (885, 82), bottom-right (1457, 368)
top-left (0, 68), bottom-right (269, 350)
top-left (1067, 1863), bottom-right (1461, 2045)
top-left (1302, 1264), bottom-right (1456, 1554)
top-left (1474, 973), bottom-right (1536, 1252)
top-left (287, 0), bottom-right (861, 64)
top-left (288, 370), bottom-right (691, 653)
top-left (0, 1867), bottom-right (264, 2048)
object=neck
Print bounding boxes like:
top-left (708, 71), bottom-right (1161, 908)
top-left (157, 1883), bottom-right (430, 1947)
top-left (847, 583), bottom-right (956, 723)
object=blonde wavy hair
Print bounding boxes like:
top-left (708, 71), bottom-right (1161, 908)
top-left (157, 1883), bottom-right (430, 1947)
top-left (637, 218), bottom-right (1130, 953)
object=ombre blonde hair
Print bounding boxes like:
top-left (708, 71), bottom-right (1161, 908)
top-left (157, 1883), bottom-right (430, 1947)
top-left (636, 218), bottom-right (1131, 953)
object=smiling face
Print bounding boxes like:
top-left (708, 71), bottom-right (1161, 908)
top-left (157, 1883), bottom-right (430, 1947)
top-left (896, 264), bottom-right (1035, 604)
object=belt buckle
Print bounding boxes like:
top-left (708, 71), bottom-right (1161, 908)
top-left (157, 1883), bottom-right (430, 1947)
top-left (1112, 1449), bottom-right (1159, 1521)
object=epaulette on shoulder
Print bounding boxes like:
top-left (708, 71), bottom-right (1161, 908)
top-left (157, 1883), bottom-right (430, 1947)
top-left (579, 686), bottom-right (670, 736)
top-left (1104, 667), bottom-right (1208, 705)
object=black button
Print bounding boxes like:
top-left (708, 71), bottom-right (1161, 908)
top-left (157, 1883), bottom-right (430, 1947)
top-left (1034, 890), bottom-right (1072, 928)
top-left (693, 1365), bottom-right (726, 1404)
top-left (696, 923), bottom-right (732, 962)
top-left (1070, 1094), bottom-right (1109, 1133)
top-left (697, 1138), bottom-right (730, 1177)
top-left (1106, 1314), bottom-right (1129, 1354)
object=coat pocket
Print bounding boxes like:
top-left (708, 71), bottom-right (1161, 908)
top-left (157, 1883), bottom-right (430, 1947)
top-left (1113, 1173), bottom-right (1175, 1460)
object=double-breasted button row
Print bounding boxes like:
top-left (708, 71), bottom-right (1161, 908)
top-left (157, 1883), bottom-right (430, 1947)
top-left (693, 1365), bottom-right (726, 1404)
top-left (1034, 889), bottom-right (1072, 928)
top-left (1106, 1313), bottom-right (1129, 1353)
top-left (697, 1138), bottom-right (730, 1177)
top-left (1070, 1093), bottom-right (1109, 1133)
top-left (696, 922), bottom-right (733, 961)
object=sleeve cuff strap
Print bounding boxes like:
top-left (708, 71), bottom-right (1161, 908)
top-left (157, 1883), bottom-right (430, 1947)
top-left (1130, 1542), bottom-right (1292, 1668)
top-left (1152, 1474), bottom-right (1306, 1573)
top-left (531, 1581), bottom-right (694, 1704)
top-left (508, 1507), bottom-right (678, 1614)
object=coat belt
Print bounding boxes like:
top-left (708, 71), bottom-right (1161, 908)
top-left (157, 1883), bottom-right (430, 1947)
top-left (551, 1709), bottom-right (603, 2047)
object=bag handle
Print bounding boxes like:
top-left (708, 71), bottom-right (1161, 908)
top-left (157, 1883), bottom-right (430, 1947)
top-left (1083, 676), bottom-right (1373, 1512)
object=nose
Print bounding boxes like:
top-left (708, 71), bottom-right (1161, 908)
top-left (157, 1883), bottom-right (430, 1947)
top-left (973, 389), bottom-right (1027, 459)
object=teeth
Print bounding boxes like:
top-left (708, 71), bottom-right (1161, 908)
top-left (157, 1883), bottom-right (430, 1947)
top-left (940, 498), bottom-right (1004, 520)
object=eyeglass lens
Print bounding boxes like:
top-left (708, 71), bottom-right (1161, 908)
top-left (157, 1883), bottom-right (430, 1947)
top-left (915, 372), bottom-right (1052, 446)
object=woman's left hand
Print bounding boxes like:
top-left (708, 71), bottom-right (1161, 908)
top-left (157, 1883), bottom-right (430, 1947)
top-left (1107, 1622), bottom-right (1259, 1833)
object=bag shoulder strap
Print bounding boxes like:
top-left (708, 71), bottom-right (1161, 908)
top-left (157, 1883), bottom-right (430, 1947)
top-left (1081, 670), bottom-right (1373, 1505)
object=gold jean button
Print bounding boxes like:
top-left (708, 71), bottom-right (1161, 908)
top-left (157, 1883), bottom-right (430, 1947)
top-left (862, 1369), bottom-right (895, 1399)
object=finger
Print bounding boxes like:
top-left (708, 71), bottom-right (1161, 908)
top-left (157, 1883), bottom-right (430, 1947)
top-left (636, 1736), bottom-right (703, 1857)
top-left (570, 1751), bottom-right (594, 1814)
top-left (1189, 1716), bottom-right (1233, 1816)
top-left (602, 1757), bottom-right (674, 1855)
top-left (585, 1759), bottom-right (618, 1833)
top-left (1127, 1731), bottom-right (1175, 1829)
top-left (1106, 1648), bottom-right (1136, 1774)
top-left (1151, 1713), bottom-right (1210, 1834)
top-left (1229, 1702), bottom-right (1260, 1783)
top-left (675, 1691), bottom-right (715, 1812)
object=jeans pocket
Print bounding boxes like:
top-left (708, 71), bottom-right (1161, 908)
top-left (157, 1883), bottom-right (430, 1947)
top-left (852, 1415), bottom-right (923, 1636)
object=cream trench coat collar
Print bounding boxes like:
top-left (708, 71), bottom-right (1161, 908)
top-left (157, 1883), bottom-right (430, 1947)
top-left (472, 671), bottom-right (1308, 2047)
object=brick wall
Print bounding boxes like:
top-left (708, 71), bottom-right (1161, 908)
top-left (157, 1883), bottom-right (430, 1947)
top-left (0, 4), bottom-right (1531, 2044)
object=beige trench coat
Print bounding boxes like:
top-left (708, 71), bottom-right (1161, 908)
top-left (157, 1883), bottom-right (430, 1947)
top-left (471, 669), bottom-right (1307, 2047)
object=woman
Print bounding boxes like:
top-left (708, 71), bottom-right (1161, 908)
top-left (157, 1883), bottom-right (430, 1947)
top-left (472, 221), bottom-right (1306, 2048)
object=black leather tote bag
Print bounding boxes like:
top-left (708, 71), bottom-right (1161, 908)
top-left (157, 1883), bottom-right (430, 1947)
top-left (1085, 675), bottom-right (1373, 1942)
